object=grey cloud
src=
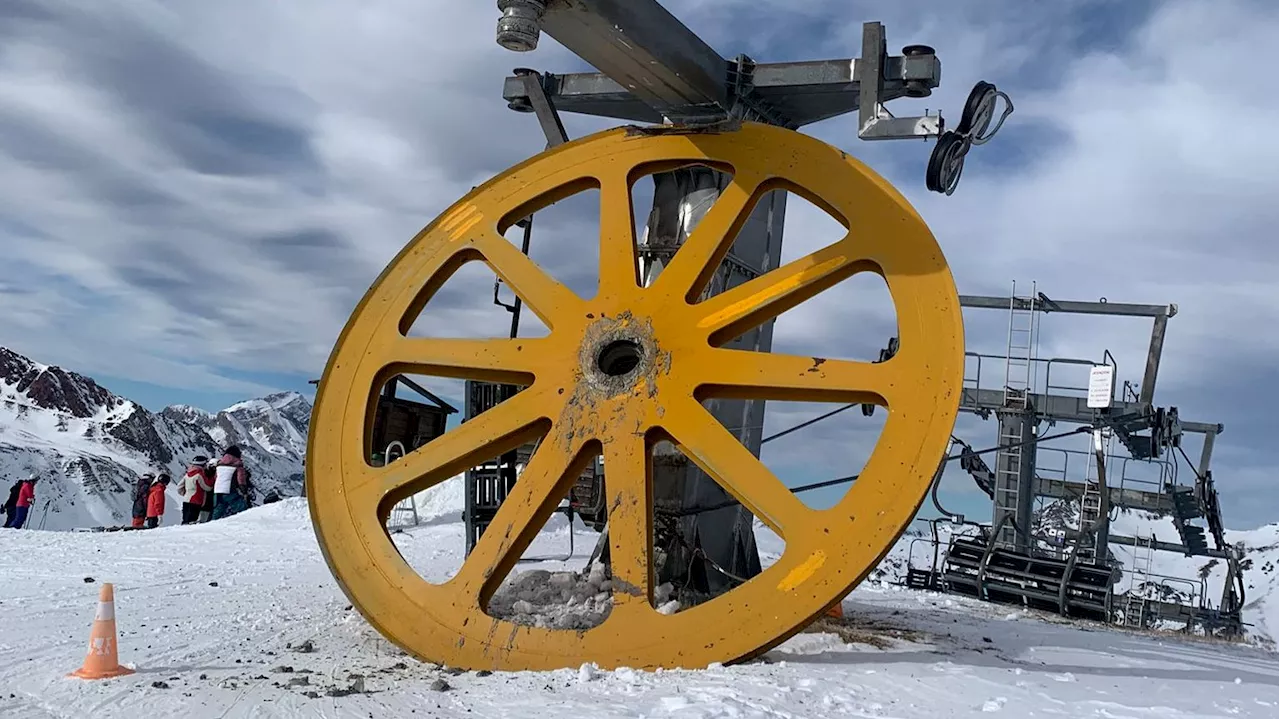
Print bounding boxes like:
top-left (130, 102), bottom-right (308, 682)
top-left (255, 229), bottom-right (364, 277)
top-left (30, 7), bottom-right (322, 180)
top-left (0, 0), bottom-right (1273, 530)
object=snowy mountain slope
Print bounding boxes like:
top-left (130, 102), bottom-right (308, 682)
top-left (157, 396), bottom-right (308, 497)
top-left (0, 500), bottom-right (1274, 718)
top-left (0, 346), bottom-right (309, 530)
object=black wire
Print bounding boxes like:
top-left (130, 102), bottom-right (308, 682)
top-left (1174, 444), bottom-right (1205, 482)
top-left (760, 403), bottom-right (857, 445)
top-left (670, 424), bottom-right (1100, 518)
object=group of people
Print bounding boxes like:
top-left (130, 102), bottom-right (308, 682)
top-left (131, 445), bottom-right (256, 528)
top-left (1, 474), bottom-right (38, 529)
top-left (1, 444), bottom-right (260, 531)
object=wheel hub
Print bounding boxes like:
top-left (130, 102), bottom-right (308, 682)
top-left (577, 312), bottom-right (665, 397)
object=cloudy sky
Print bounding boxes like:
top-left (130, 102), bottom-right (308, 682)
top-left (0, 1), bottom-right (1275, 528)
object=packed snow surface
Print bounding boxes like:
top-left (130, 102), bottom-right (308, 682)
top-left (0, 499), bottom-right (1275, 718)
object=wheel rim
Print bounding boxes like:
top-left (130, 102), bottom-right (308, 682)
top-left (307, 121), bottom-right (964, 671)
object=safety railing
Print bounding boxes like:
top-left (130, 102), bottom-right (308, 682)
top-left (906, 536), bottom-right (940, 576)
top-left (1044, 351), bottom-right (1116, 400)
top-left (963, 351), bottom-right (1120, 403)
top-left (1119, 455), bottom-right (1177, 494)
top-left (1034, 446), bottom-right (1178, 496)
top-left (1129, 571), bottom-right (1200, 608)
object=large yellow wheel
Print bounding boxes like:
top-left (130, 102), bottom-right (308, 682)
top-left (306, 121), bottom-right (964, 671)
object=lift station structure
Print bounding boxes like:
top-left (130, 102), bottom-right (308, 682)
top-left (915, 287), bottom-right (1243, 636)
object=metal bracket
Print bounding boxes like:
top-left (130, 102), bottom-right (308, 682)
top-left (507, 68), bottom-right (570, 148)
top-left (726, 54), bottom-right (794, 128)
top-left (857, 24), bottom-right (943, 141)
top-left (861, 336), bottom-right (900, 416)
top-left (497, 68), bottom-right (570, 336)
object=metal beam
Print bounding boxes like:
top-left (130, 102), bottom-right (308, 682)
top-left (537, 0), bottom-right (729, 122)
top-left (503, 54), bottom-right (942, 128)
top-left (514, 69), bottom-right (570, 148)
top-left (1197, 429), bottom-right (1218, 476)
top-left (1034, 478), bottom-right (1179, 514)
top-left (959, 294), bottom-right (1175, 318)
top-left (959, 388), bottom-right (1219, 435)
top-left (960, 294), bottom-right (1175, 406)
top-left (1139, 313), bottom-right (1168, 405)
top-left (1109, 533), bottom-right (1229, 560)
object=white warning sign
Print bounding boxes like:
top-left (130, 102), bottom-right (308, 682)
top-left (1087, 365), bottom-right (1114, 408)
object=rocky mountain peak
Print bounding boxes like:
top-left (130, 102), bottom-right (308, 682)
top-left (0, 346), bottom-right (122, 419)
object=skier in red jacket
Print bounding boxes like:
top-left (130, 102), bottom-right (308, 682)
top-left (4, 474), bottom-right (37, 529)
top-left (144, 474), bottom-right (171, 529)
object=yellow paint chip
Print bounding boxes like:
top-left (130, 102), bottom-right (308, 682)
top-left (777, 550), bottom-right (827, 592)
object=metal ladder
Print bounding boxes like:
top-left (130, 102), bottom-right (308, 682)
top-left (1002, 279), bottom-right (1039, 405)
top-left (993, 281), bottom-right (1038, 548)
top-left (385, 441), bottom-right (421, 529)
top-left (1077, 428), bottom-right (1113, 563)
top-left (1078, 481), bottom-right (1102, 562)
top-left (1123, 533), bottom-right (1156, 628)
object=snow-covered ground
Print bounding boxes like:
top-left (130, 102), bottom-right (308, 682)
top-left (0, 498), bottom-right (1275, 718)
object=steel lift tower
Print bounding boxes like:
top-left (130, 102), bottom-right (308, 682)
top-left (907, 288), bottom-right (1243, 635)
top-left (459, 0), bottom-right (1012, 599)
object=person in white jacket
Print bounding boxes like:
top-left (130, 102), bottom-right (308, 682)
top-left (211, 445), bottom-right (251, 520)
top-left (178, 455), bottom-right (214, 525)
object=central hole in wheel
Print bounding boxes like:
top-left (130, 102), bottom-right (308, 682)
top-left (596, 339), bottom-right (642, 377)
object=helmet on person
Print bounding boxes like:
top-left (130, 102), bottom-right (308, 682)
top-left (192, 455), bottom-right (209, 465)
top-left (225, 445), bottom-right (242, 459)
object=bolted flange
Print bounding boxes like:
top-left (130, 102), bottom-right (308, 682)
top-left (496, 0), bottom-right (547, 52)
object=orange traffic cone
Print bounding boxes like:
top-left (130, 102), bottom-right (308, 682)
top-left (825, 602), bottom-right (844, 619)
top-left (68, 583), bottom-right (135, 680)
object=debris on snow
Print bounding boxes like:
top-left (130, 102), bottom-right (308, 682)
top-left (487, 562), bottom-right (614, 629)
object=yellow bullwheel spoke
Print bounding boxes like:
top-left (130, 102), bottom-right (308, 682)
top-left (451, 422), bottom-right (592, 606)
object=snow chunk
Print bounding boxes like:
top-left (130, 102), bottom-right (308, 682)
top-left (487, 562), bottom-right (614, 630)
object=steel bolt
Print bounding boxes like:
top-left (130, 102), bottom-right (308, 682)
top-left (496, 0), bottom-right (546, 52)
